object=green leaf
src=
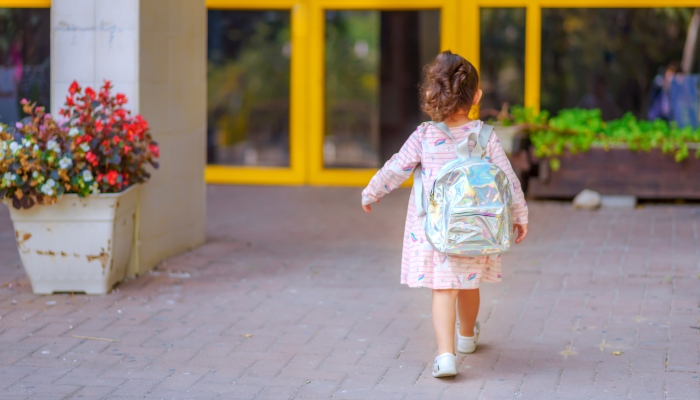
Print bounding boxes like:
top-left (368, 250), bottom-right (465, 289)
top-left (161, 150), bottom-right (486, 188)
top-left (550, 158), bottom-right (561, 171)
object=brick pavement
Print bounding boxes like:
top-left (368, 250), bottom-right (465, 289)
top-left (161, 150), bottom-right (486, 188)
top-left (0, 185), bottom-right (698, 399)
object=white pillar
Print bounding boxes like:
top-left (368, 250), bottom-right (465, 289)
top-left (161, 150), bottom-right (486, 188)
top-left (51, 0), bottom-right (207, 275)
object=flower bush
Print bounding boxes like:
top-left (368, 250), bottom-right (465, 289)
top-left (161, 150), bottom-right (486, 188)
top-left (0, 81), bottom-right (159, 209)
top-left (499, 106), bottom-right (700, 171)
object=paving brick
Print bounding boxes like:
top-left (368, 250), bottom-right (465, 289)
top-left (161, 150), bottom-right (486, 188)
top-left (109, 379), bottom-right (159, 397)
top-left (0, 188), bottom-right (698, 398)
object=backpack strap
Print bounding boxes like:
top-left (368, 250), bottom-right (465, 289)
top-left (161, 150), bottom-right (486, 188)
top-left (412, 121), bottom-right (494, 221)
top-left (413, 164), bottom-right (427, 222)
top-left (479, 124), bottom-right (494, 149)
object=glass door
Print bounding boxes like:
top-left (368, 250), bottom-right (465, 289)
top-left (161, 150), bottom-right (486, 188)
top-left (308, 0), bottom-right (454, 186)
top-left (205, 0), bottom-right (307, 185)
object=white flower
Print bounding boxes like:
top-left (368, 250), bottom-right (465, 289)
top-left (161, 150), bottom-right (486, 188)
top-left (68, 127), bottom-right (80, 137)
top-left (0, 125), bottom-right (3, 133)
top-left (90, 182), bottom-right (100, 195)
top-left (9, 142), bottom-right (20, 154)
top-left (82, 170), bottom-right (93, 182)
top-left (2, 172), bottom-right (16, 187)
top-left (47, 140), bottom-right (60, 153)
top-left (79, 143), bottom-right (90, 152)
top-left (59, 157), bottom-right (73, 169)
top-left (22, 139), bottom-right (31, 148)
top-left (33, 144), bottom-right (39, 152)
top-left (32, 171), bottom-right (39, 179)
top-left (40, 184), bottom-right (54, 196)
top-left (40, 179), bottom-right (57, 196)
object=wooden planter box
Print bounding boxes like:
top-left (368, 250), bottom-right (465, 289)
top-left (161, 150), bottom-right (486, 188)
top-left (527, 146), bottom-right (700, 200)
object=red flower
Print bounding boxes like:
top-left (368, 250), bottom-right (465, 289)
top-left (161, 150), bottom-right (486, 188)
top-left (115, 93), bottom-right (127, 106)
top-left (95, 120), bottom-right (104, 133)
top-left (113, 136), bottom-right (121, 145)
top-left (106, 171), bottom-right (118, 186)
top-left (148, 144), bottom-right (160, 158)
top-left (69, 81), bottom-right (80, 95)
top-left (65, 96), bottom-right (75, 107)
top-left (85, 87), bottom-right (96, 101)
top-left (123, 145), bottom-right (132, 154)
top-left (97, 173), bottom-right (104, 183)
top-left (85, 151), bottom-right (98, 166)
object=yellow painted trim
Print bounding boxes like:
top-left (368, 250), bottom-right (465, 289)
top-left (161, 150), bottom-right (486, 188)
top-left (476, 0), bottom-right (695, 6)
top-left (290, 1), bottom-right (309, 182)
top-left (524, 1), bottom-right (541, 112)
top-left (460, 0), bottom-right (479, 65)
top-left (538, 0), bottom-right (700, 6)
top-left (441, 0), bottom-right (457, 52)
top-left (203, 1), bottom-right (306, 185)
top-left (0, 0), bottom-right (50, 6)
top-left (206, 0), bottom-right (296, 9)
top-left (307, 0), bottom-right (325, 184)
top-left (318, 0), bottom-right (444, 9)
top-left (206, 166), bottom-right (304, 185)
top-left (476, 0), bottom-right (527, 6)
top-left (312, 169), bottom-right (414, 187)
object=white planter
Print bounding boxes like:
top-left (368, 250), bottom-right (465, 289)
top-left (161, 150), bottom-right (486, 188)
top-left (6, 185), bottom-right (139, 295)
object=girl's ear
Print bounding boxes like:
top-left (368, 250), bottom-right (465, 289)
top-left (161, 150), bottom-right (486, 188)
top-left (473, 88), bottom-right (483, 105)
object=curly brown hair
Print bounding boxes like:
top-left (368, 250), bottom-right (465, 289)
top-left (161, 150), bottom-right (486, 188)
top-left (419, 51), bottom-right (479, 122)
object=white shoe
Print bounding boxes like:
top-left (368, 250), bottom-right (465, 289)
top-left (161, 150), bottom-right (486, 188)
top-left (432, 353), bottom-right (457, 378)
top-left (457, 321), bottom-right (480, 354)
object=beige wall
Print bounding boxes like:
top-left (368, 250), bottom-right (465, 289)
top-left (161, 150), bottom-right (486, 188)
top-left (51, 0), bottom-right (207, 275)
top-left (137, 0), bottom-right (207, 273)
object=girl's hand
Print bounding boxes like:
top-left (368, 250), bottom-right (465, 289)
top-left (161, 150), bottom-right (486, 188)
top-left (513, 223), bottom-right (528, 244)
top-left (362, 198), bottom-right (379, 213)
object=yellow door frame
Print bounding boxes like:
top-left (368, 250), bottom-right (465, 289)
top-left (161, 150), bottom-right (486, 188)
top-left (0, 0), bottom-right (50, 6)
top-left (205, 0), bottom-right (308, 185)
top-left (308, 0), bottom-right (457, 186)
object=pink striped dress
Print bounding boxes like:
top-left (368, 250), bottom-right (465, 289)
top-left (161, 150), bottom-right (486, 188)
top-left (362, 120), bottom-right (528, 290)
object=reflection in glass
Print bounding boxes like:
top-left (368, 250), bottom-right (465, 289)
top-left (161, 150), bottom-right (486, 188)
top-left (324, 10), bottom-right (440, 168)
top-left (479, 8), bottom-right (525, 118)
top-left (0, 8), bottom-right (50, 126)
top-left (541, 8), bottom-right (697, 120)
top-left (207, 10), bottom-right (290, 166)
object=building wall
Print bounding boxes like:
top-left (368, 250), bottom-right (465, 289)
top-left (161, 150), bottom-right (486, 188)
top-left (138, 0), bottom-right (207, 273)
top-left (51, 0), bottom-right (206, 275)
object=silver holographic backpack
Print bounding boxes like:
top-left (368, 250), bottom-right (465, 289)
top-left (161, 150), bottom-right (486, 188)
top-left (413, 122), bottom-right (514, 256)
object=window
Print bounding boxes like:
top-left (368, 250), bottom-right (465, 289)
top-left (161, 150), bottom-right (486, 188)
top-left (324, 10), bottom-right (440, 168)
top-left (541, 8), bottom-right (697, 120)
top-left (207, 10), bottom-right (291, 167)
top-left (480, 7), bottom-right (526, 119)
top-left (0, 8), bottom-right (50, 126)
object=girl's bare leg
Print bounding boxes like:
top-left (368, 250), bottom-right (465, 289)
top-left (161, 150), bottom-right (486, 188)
top-left (432, 289), bottom-right (460, 354)
top-left (457, 288), bottom-right (480, 336)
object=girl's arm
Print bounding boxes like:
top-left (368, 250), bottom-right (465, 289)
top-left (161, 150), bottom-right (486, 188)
top-left (361, 125), bottom-right (424, 206)
top-left (486, 132), bottom-right (528, 224)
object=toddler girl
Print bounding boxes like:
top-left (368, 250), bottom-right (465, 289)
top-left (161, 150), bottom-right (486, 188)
top-left (361, 51), bottom-right (529, 378)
